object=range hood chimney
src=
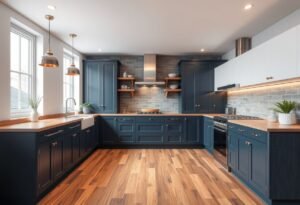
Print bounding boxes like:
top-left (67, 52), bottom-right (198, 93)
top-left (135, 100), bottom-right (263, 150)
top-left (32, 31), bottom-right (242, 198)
top-left (135, 54), bottom-right (165, 86)
top-left (236, 37), bottom-right (252, 56)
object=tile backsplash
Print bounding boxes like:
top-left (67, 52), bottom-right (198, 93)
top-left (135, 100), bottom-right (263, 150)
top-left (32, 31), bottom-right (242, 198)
top-left (228, 85), bottom-right (300, 119)
top-left (86, 55), bottom-right (221, 113)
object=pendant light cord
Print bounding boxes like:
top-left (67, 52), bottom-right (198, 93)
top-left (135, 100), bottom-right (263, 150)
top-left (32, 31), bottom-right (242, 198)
top-left (48, 18), bottom-right (51, 51)
top-left (71, 36), bottom-right (74, 65)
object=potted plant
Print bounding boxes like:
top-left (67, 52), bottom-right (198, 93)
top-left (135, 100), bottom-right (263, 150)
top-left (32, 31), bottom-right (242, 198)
top-left (28, 96), bottom-right (42, 122)
top-left (273, 100), bottom-right (297, 125)
top-left (81, 103), bottom-right (93, 114)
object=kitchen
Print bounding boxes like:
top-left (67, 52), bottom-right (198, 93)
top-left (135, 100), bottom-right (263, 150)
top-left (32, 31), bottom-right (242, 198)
top-left (1, 1), bottom-right (300, 205)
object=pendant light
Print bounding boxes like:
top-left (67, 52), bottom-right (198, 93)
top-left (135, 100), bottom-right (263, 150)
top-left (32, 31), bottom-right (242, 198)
top-left (39, 15), bottom-right (59, 68)
top-left (66, 34), bottom-right (80, 76)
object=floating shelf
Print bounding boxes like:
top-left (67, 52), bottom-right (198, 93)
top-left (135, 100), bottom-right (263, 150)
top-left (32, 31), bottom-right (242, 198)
top-left (164, 77), bottom-right (181, 81)
top-left (118, 77), bottom-right (136, 81)
top-left (118, 89), bottom-right (135, 97)
top-left (164, 89), bottom-right (182, 97)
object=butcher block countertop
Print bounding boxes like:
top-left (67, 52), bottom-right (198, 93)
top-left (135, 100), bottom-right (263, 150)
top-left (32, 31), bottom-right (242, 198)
top-left (0, 117), bottom-right (82, 133)
top-left (0, 113), bottom-right (222, 133)
top-left (229, 119), bottom-right (300, 133)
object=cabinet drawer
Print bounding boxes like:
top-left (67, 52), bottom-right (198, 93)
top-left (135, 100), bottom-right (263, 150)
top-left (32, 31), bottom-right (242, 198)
top-left (117, 123), bottom-right (135, 133)
top-left (117, 117), bottom-right (135, 122)
top-left (39, 127), bottom-right (65, 142)
top-left (165, 123), bottom-right (183, 133)
top-left (135, 117), bottom-right (165, 123)
top-left (65, 122), bottom-right (81, 133)
top-left (165, 117), bottom-right (183, 123)
top-left (136, 123), bottom-right (164, 133)
top-left (136, 134), bottom-right (164, 144)
top-left (248, 129), bottom-right (267, 143)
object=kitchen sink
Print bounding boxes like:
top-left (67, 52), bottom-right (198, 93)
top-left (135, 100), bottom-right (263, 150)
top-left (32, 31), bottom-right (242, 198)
top-left (65, 114), bottom-right (95, 130)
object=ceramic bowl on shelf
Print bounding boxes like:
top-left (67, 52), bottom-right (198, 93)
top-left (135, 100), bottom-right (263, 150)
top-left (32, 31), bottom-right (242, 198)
top-left (168, 73), bottom-right (177, 78)
top-left (169, 84), bottom-right (179, 89)
top-left (128, 75), bottom-right (133, 78)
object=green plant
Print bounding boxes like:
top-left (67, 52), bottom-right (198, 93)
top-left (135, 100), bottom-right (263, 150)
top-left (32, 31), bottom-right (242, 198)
top-left (80, 103), bottom-right (93, 109)
top-left (273, 100), bottom-right (297, 114)
top-left (29, 96), bottom-right (42, 111)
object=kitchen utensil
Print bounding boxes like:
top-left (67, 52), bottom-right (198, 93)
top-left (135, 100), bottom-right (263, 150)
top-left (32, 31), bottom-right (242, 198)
top-left (141, 108), bottom-right (160, 113)
top-left (169, 84), bottom-right (179, 89)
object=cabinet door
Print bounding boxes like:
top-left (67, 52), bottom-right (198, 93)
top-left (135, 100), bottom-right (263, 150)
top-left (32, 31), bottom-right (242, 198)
top-left (63, 133), bottom-right (73, 170)
top-left (228, 132), bottom-right (238, 170)
top-left (84, 61), bottom-right (104, 112)
top-left (249, 139), bottom-right (268, 195)
top-left (237, 136), bottom-right (250, 180)
top-left (164, 122), bottom-right (183, 144)
top-left (184, 117), bottom-right (200, 144)
top-left (51, 137), bottom-right (64, 181)
top-left (136, 122), bottom-right (164, 144)
top-left (180, 62), bottom-right (197, 113)
top-left (80, 131), bottom-right (87, 157)
top-left (37, 141), bottom-right (52, 194)
top-left (101, 117), bottom-right (118, 145)
top-left (72, 132), bottom-right (80, 163)
top-left (102, 62), bottom-right (118, 113)
top-left (117, 118), bottom-right (135, 144)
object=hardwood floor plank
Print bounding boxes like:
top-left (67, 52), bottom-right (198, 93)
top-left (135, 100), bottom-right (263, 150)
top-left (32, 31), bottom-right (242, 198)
top-left (39, 149), bottom-right (263, 205)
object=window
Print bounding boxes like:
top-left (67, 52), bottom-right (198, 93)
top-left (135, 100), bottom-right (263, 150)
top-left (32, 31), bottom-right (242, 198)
top-left (10, 24), bottom-right (36, 117)
top-left (63, 51), bottom-right (80, 111)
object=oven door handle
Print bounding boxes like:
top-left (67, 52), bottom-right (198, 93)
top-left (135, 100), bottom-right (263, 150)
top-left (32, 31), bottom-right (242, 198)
top-left (214, 127), bottom-right (227, 133)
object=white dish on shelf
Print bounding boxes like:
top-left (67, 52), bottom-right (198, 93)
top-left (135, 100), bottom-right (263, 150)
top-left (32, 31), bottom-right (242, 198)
top-left (128, 75), bottom-right (133, 78)
top-left (168, 73), bottom-right (177, 78)
top-left (169, 85), bottom-right (179, 89)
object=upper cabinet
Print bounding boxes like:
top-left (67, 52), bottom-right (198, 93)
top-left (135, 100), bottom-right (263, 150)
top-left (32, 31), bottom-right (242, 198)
top-left (83, 60), bottom-right (119, 113)
top-left (215, 25), bottom-right (300, 90)
top-left (180, 60), bottom-right (227, 113)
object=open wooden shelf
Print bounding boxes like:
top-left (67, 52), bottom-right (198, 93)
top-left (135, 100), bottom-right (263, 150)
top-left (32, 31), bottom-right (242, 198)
top-left (118, 77), bottom-right (136, 81)
top-left (118, 89), bottom-right (135, 97)
top-left (164, 89), bottom-right (182, 97)
top-left (164, 77), bottom-right (181, 81)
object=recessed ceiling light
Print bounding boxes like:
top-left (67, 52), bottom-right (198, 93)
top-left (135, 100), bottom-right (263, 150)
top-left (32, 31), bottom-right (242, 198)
top-left (98, 48), bottom-right (103, 52)
top-left (200, 48), bottom-right (205, 52)
top-left (47, 5), bottom-right (56, 10)
top-left (244, 3), bottom-right (253, 11)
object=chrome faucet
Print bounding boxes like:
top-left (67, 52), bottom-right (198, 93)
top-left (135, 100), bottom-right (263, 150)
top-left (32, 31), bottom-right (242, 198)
top-left (65, 97), bottom-right (76, 116)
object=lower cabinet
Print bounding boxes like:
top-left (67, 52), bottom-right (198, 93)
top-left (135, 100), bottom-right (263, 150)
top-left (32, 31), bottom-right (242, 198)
top-left (203, 117), bottom-right (214, 152)
top-left (228, 123), bottom-right (268, 198)
top-left (99, 116), bottom-right (202, 146)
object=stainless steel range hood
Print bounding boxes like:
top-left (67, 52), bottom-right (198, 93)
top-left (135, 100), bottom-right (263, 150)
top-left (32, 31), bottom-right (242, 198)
top-left (135, 54), bottom-right (165, 86)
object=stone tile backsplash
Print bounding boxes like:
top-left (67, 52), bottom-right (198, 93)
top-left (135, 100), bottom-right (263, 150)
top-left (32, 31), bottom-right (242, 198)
top-left (228, 85), bottom-right (300, 119)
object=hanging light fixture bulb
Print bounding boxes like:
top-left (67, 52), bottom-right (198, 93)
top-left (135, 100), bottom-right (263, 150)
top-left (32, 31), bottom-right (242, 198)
top-left (39, 15), bottom-right (59, 68)
top-left (66, 34), bottom-right (80, 76)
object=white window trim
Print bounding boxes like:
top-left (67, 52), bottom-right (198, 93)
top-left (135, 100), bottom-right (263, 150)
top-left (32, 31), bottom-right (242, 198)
top-left (10, 24), bottom-right (37, 118)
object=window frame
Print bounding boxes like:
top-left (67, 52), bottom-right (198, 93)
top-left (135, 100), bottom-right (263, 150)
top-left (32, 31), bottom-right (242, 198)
top-left (10, 24), bottom-right (37, 117)
top-left (63, 51), bottom-right (76, 111)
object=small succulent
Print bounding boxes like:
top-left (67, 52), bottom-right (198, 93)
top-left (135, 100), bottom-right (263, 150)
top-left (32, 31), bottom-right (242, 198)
top-left (273, 100), bottom-right (297, 114)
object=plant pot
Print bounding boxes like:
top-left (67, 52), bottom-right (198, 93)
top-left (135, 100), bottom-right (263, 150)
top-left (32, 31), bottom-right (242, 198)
top-left (83, 107), bottom-right (91, 114)
top-left (30, 110), bottom-right (39, 122)
top-left (278, 113), bottom-right (296, 125)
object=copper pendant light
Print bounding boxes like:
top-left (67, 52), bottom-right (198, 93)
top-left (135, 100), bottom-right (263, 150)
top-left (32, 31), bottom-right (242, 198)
top-left (39, 15), bottom-right (59, 68)
top-left (66, 34), bottom-right (80, 76)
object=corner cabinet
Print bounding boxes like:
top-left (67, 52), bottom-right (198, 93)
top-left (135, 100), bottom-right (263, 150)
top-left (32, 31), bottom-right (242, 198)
top-left (179, 60), bottom-right (226, 113)
top-left (83, 60), bottom-right (119, 113)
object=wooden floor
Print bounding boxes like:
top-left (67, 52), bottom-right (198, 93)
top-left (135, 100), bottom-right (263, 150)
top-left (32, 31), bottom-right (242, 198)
top-left (39, 149), bottom-right (263, 205)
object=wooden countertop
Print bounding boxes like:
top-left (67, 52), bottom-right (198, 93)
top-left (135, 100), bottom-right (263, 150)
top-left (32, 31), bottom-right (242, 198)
top-left (0, 117), bottom-right (82, 133)
top-left (0, 113), bottom-right (222, 133)
top-left (229, 120), bottom-right (300, 133)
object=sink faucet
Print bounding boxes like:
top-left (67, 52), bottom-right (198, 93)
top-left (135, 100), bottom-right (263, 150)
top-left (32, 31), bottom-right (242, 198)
top-left (65, 97), bottom-right (76, 116)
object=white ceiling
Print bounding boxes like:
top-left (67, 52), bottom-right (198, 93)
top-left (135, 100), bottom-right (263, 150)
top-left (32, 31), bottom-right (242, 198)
top-left (2, 0), bottom-right (300, 55)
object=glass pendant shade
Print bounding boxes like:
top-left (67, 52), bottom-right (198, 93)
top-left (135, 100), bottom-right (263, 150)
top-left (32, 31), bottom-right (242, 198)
top-left (39, 15), bottom-right (59, 68)
top-left (66, 33), bottom-right (80, 76)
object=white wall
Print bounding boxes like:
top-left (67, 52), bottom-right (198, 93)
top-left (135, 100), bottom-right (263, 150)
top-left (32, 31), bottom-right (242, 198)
top-left (0, 3), bottom-right (84, 120)
top-left (223, 8), bottom-right (300, 60)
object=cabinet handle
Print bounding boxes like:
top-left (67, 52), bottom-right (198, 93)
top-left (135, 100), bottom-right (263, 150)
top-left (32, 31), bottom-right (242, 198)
top-left (45, 130), bottom-right (64, 137)
top-left (149, 118), bottom-right (153, 121)
top-left (86, 129), bottom-right (91, 133)
top-left (184, 118), bottom-right (187, 121)
top-left (166, 124), bottom-right (169, 128)
top-left (72, 133), bottom-right (77, 137)
top-left (238, 129), bottom-right (245, 132)
top-left (266, 76), bottom-right (274, 80)
top-left (245, 141), bottom-right (251, 145)
top-left (69, 124), bottom-right (80, 129)
top-left (52, 141), bottom-right (58, 147)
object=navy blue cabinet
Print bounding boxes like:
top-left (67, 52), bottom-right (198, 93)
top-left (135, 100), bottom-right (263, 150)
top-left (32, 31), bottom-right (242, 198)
top-left (179, 60), bottom-right (226, 113)
top-left (84, 60), bottom-right (118, 113)
top-left (203, 117), bottom-right (214, 152)
top-left (98, 116), bottom-right (203, 146)
top-left (228, 123), bottom-right (269, 201)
